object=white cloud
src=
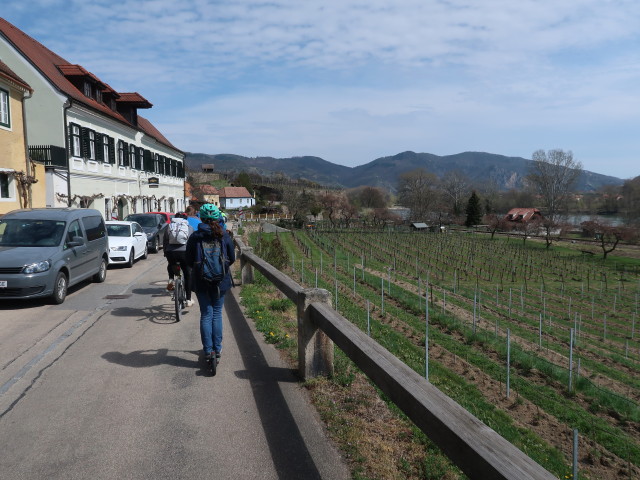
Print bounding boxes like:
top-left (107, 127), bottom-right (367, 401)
top-left (3, 0), bottom-right (640, 178)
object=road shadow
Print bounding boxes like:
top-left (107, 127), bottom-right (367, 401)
top-left (108, 302), bottom-right (196, 324)
top-left (101, 348), bottom-right (201, 370)
top-left (0, 280), bottom-right (91, 310)
top-left (225, 290), bottom-right (323, 480)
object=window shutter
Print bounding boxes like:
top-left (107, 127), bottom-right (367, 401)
top-left (80, 127), bottom-right (90, 158)
top-left (67, 125), bottom-right (73, 158)
top-left (95, 134), bottom-right (104, 162)
top-left (123, 143), bottom-right (130, 167)
top-left (108, 137), bottom-right (116, 164)
top-left (143, 149), bottom-right (152, 171)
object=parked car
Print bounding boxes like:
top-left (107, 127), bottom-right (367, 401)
top-left (123, 213), bottom-right (167, 252)
top-left (105, 221), bottom-right (148, 267)
top-left (0, 208), bottom-right (109, 304)
top-left (147, 211), bottom-right (174, 224)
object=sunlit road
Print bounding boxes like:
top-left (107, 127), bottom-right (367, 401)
top-left (0, 252), bottom-right (349, 480)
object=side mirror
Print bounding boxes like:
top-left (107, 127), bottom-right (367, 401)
top-left (67, 236), bottom-right (85, 247)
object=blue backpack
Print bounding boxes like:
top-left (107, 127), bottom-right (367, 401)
top-left (199, 239), bottom-right (226, 287)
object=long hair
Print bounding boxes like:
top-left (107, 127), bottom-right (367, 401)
top-left (204, 218), bottom-right (224, 240)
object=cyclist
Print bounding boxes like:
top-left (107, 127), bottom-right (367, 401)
top-left (186, 204), bottom-right (235, 366)
top-left (164, 212), bottom-right (195, 307)
top-left (185, 205), bottom-right (202, 230)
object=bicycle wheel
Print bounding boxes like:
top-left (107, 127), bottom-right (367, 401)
top-left (174, 277), bottom-right (184, 322)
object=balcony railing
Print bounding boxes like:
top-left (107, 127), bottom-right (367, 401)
top-left (29, 145), bottom-right (68, 168)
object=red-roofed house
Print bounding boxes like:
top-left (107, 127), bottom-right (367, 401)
top-left (201, 185), bottom-right (220, 206)
top-left (218, 186), bottom-right (255, 210)
top-left (504, 208), bottom-right (543, 223)
top-left (0, 18), bottom-right (185, 218)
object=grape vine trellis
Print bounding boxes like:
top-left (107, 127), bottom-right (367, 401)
top-left (271, 228), bottom-right (640, 479)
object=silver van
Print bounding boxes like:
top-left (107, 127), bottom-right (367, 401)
top-left (0, 208), bottom-right (109, 304)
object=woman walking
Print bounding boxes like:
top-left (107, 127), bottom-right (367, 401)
top-left (186, 204), bottom-right (235, 366)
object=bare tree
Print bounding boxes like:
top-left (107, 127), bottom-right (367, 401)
top-left (527, 149), bottom-right (582, 248)
top-left (484, 214), bottom-right (513, 239)
top-left (397, 168), bottom-right (439, 221)
top-left (581, 220), bottom-right (636, 259)
top-left (440, 170), bottom-right (470, 216)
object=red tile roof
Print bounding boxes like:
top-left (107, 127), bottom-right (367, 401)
top-left (117, 92), bottom-right (152, 108)
top-left (218, 186), bottom-right (253, 198)
top-left (201, 185), bottom-right (219, 195)
top-left (504, 208), bottom-right (543, 223)
top-left (0, 59), bottom-right (31, 92)
top-left (0, 17), bottom-right (179, 153)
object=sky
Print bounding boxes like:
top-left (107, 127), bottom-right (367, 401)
top-left (3, 1), bottom-right (640, 179)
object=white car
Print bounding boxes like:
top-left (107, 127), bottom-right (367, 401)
top-left (105, 221), bottom-right (148, 267)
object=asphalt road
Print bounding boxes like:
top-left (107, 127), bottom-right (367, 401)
top-left (0, 251), bottom-right (350, 480)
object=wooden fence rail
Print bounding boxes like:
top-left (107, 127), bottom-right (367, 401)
top-left (234, 237), bottom-right (557, 480)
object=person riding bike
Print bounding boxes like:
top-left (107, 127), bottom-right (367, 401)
top-left (185, 204), bottom-right (235, 365)
top-left (164, 212), bottom-right (194, 307)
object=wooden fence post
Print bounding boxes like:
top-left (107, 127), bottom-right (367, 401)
top-left (240, 246), bottom-right (254, 285)
top-left (297, 288), bottom-right (334, 379)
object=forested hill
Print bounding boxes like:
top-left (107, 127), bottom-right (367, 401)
top-left (185, 151), bottom-right (623, 192)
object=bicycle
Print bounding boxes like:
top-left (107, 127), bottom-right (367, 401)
top-left (172, 263), bottom-right (187, 322)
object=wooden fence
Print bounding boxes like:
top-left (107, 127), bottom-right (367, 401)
top-left (234, 237), bottom-right (557, 480)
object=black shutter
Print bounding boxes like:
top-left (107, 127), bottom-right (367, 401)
top-left (80, 127), bottom-right (90, 158)
top-left (123, 143), bottom-right (130, 167)
top-left (95, 134), bottom-right (104, 162)
top-left (143, 149), bottom-right (152, 172)
top-left (67, 125), bottom-right (73, 158)
top-left (108, 137), bottom-right (116, 164)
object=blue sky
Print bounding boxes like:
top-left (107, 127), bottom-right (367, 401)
top-left (3, 1), bottom-right (640, 179)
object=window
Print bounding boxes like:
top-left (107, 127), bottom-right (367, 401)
top-left (83, 82), bottom-right (92, 98)
top-left (137, 148), bottom-right (144, 170)
top-left (118, 140), bottom-right (126, 166)
top-left (0, 173), bottom-right (11, 198)
top-left (65, 220), bottom-right (82, 246)
top-left (70, 124), bottom-right (81, 157)
top-left (154, 153), bottom-right (159, 173)
top-left (88, 130), bottom-right (95, 159)
top-left (81, 215), bottom-right (106, 241)
top-left (96, 89), bottom-right (102, 103)
top-left (0, 88), bottom-right (9, 128)
top-left (103, 135), bottom-right (110, 163)
top-left (129, 145), bottom-right (137, 169)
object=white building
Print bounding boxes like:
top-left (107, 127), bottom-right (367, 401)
top-left (218, 187), bottom-right (255, 210)
top-left (0, 18), bottom-right (185, 219)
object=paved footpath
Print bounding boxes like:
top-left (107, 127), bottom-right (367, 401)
top-left (0, 254), bottom-right (350, 480)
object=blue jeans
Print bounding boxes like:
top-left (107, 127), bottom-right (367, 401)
top-left (196, 290), bottom-right (225, 355)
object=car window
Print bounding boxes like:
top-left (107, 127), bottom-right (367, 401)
top-left (134, 223), bottom-right (143, 234)
top-left (125, 215), bottom-right (158, 228)
top-left (66, 220), bottom-right (83, 245)
top-left (107, 224), bottom-right (131, 237)
top-left (82, 215), bottom-right (106, 241)
top-left (0, 219), bottom-right (66, 247)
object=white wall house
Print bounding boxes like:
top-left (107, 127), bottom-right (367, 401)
top-left (218, 187), bottom-right (255, 210)
top-left (0, 18), bottom-right (184, 219)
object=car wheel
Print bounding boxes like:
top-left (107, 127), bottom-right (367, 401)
top-left (93, 257), bottom-right (107, 283)
top-left (126, 250), bottom-right (134, 268)
top-left (51, 271), bottom-right (68, 304)
top-left (142, 244), bottom-right (148, 259)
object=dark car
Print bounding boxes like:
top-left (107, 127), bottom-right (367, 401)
top-left (123, 213), bottom-right (167, 253)
top-left (147, 211), bottom-right (174, 224)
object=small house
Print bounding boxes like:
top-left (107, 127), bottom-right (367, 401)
top-left (504, 208), bottom-right (543, 223)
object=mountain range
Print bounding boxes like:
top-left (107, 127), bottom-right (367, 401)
top-left (184, 151), bottom-right (623, 192)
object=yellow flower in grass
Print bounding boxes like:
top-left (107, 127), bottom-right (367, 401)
top-left (269, 332), bottom-right (274, 336)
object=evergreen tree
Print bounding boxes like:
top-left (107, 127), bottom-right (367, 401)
top-left (465, 191), bottom-right (482, 227)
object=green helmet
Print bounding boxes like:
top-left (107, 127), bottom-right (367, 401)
top-left (199, 203), bottom-right (221, 220)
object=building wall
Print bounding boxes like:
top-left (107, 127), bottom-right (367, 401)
top-left (0, 38), bottom-right (67, 148)
top-left (0, 77), bottom-right (46, 213)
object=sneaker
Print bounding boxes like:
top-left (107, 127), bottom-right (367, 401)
top-left (185, 299), bottom-right (194, 307)
top-left (215, 352), bottom-right (221, 364)
top-left (166, 280), bottom-right (174, 291)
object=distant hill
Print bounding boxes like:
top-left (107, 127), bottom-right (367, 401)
top-left (185, 151), bottom-right (623, 192)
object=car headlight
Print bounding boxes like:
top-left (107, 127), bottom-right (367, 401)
top-left (22, 260), bottom-right (51, 274)
top-left (111, 246), bottom-right (128, 251)
top-left (146, 232), bottom-right (153, 238)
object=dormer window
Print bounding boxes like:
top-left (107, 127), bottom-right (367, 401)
top-left (96, 89), bottom-right (102, 103)
top-left (84, 81), bottom-right (92, 98)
